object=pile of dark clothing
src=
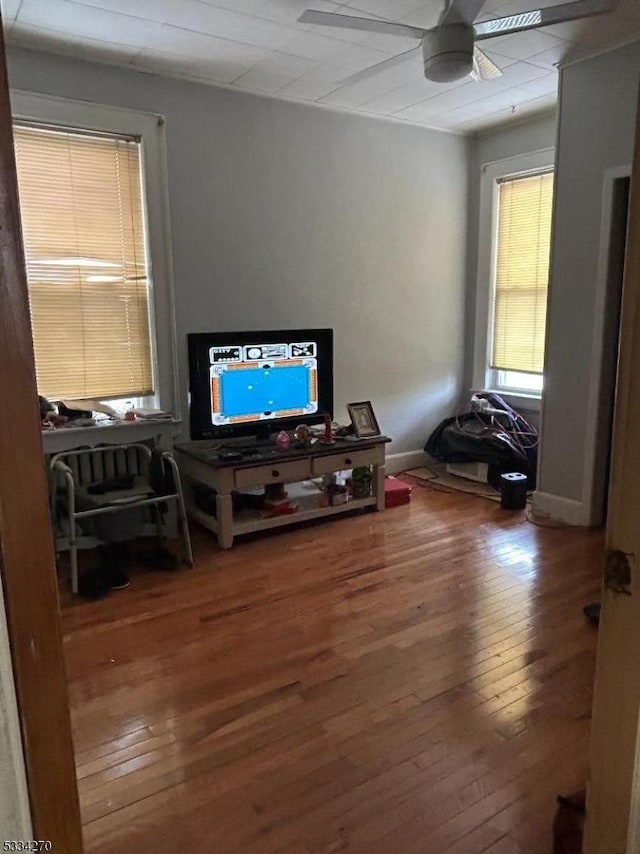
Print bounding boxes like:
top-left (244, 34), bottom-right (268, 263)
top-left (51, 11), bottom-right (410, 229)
top-left (425, 391), bottom-right (538, 489)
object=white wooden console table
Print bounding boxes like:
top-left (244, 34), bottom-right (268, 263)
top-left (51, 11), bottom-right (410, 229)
top-left (174, 435), bottom-right (390, 549)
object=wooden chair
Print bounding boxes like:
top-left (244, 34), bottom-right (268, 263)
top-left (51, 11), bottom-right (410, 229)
top-left (49, 443), bottom-right (193, 594)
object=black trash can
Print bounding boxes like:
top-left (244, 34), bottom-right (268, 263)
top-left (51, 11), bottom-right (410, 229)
top-left (500, 472), bottom-right (528, 510)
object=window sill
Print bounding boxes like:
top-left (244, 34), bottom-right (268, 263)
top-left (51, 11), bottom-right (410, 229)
top-left (479, 389), bottom-right (542, 414)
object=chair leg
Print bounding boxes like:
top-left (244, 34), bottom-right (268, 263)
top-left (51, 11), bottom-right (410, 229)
top-left (164, 454), bottom-right (194, 567)
top-left (62, 466), bottom-right (79, 595)
top-left (69, 513), bottom-right (78, 595)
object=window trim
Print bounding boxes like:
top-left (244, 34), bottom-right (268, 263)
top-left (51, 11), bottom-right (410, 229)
top-left (472, 147), bottom-right (555, 411)
top-left (10, 91), bottom-right (179, 418)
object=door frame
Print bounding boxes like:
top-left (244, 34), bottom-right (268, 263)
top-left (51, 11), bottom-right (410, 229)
top-left (584, 88), bottom-right (640, 854)
top-left (581, 164), bottom-right (631, 526)
top-left (0, 13), bottom-right (83, 851)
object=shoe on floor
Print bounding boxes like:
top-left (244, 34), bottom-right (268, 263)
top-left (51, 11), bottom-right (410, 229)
top-left (100, 543), bottom-right (132, 589)
top-left (105, 566), bottom-right (131, 589)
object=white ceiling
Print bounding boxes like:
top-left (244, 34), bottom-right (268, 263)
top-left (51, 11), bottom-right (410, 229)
top-left (2, 0), bottom-right (640, 133)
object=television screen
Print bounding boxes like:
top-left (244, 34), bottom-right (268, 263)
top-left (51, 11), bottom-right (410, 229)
top-left (188, 329), bottom-right (333, 441)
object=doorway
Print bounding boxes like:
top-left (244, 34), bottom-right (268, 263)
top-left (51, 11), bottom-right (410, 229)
top-left (584, 171), bottom-right (631, 526)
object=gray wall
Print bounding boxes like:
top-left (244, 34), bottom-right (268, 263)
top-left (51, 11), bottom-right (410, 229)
top-left (6, 46), bottom-right (470, 455)
top-left (539, 41), bottom-right (640, 503)
top-left (474, 111), bottom-right (557, 166)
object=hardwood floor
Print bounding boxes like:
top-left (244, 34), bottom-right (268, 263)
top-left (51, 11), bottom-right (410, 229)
top-left (59, 481), bottom-right (603, 854)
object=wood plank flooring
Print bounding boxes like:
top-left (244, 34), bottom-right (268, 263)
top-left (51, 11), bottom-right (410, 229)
top-left (59, 481), bottom-right (603, 854)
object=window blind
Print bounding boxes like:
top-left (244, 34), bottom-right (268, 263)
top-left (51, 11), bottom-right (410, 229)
top-left (491, 169), bottom-right (554, 375)
top-left (13, 124), bottom-right (153, 400)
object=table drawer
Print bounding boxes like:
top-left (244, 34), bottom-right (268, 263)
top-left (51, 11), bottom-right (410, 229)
top-left (311, 446), bottom-right (384, 476)
top-left (234, 459), bottom-right (311, 489)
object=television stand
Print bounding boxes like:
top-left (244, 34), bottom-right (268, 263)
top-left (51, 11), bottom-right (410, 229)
top-left (174, 435), bottom-right (390, 548)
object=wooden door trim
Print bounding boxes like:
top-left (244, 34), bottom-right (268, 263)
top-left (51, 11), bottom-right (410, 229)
top-left (0, 15), bottom-right (83, 851)
top-left (584, 87), bottom-right (640, 854)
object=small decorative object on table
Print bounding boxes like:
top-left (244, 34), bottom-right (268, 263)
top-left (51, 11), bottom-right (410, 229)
top-left (263, 481), bottom-right (298, 515)
top-left (275, 430), bottom-right (290, 449)
top-left (351, 466), bottom-right (372, 498)
top-left (347, 401), bottom-right (380, 438)
top-left (320, 412), bottom-right (335, 444)
top-left (264, 482), bottom-right (288, 504)
top-left (294, 424), bottom-right (312, 447)
top-left (329, 484), bottom-right (348, 506)
top-left (319, 473), bottom-right (349, 506)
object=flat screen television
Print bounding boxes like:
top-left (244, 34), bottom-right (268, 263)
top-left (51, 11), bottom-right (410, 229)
top-left (188, 328), bottom-right (333, 441)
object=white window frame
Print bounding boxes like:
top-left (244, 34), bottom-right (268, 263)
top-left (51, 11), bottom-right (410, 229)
top-left (472, 148), bottom-right (555, 411)
top-left (10, 91), bottom-right (179, 418)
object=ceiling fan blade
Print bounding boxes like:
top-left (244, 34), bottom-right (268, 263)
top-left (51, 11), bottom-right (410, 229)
top-left (298, 10), bottom-right (426, 40)
top-left (474, 0), bottom-right (616, 39)
top-left (338, 46), bottom-right (422, 88)
top-left (471, 46), bottom-right (503, 80)
top-left (440, 0), bottom-right (488, 26)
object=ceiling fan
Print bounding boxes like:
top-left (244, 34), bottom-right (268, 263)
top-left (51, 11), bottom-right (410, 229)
top-left (298, 0), bottom-right (616, 86)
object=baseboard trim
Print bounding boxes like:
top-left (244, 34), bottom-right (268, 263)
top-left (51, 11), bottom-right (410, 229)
top-left (386, 449), bottom-right (429, 475)
top-left (531, 491), bottom-right (587, 526)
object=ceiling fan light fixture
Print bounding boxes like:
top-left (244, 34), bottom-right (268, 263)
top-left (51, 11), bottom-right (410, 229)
top-left (422, 24), bottom-right (474, 83)
top-left (424, 52), bottom-right (474, 82)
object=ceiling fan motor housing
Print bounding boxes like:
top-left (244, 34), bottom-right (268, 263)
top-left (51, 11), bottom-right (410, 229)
top-left (422, 24), bottom-right (474, 82)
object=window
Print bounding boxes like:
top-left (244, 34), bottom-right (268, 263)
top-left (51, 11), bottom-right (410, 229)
top-left (10, 92), bottom-right (177, 416)
top-left (473, 149), bottom-right (555, 405)
top-left (14, 125), bottom-right (153, 400)
top-left (491, 169), bottom-right (553, 392)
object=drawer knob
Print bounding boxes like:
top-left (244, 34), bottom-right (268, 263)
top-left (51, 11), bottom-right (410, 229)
top-left (345, 458), bottom-right (352, 465)
top-left (272, 470), bottom-right (280, 478)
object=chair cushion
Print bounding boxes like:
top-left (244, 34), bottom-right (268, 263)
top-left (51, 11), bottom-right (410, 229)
top-left (76, 475), bottom-right (154, 510)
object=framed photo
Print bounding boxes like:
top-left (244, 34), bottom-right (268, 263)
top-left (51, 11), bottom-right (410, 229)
top-left (347, 401), bottom-right (380, 438)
